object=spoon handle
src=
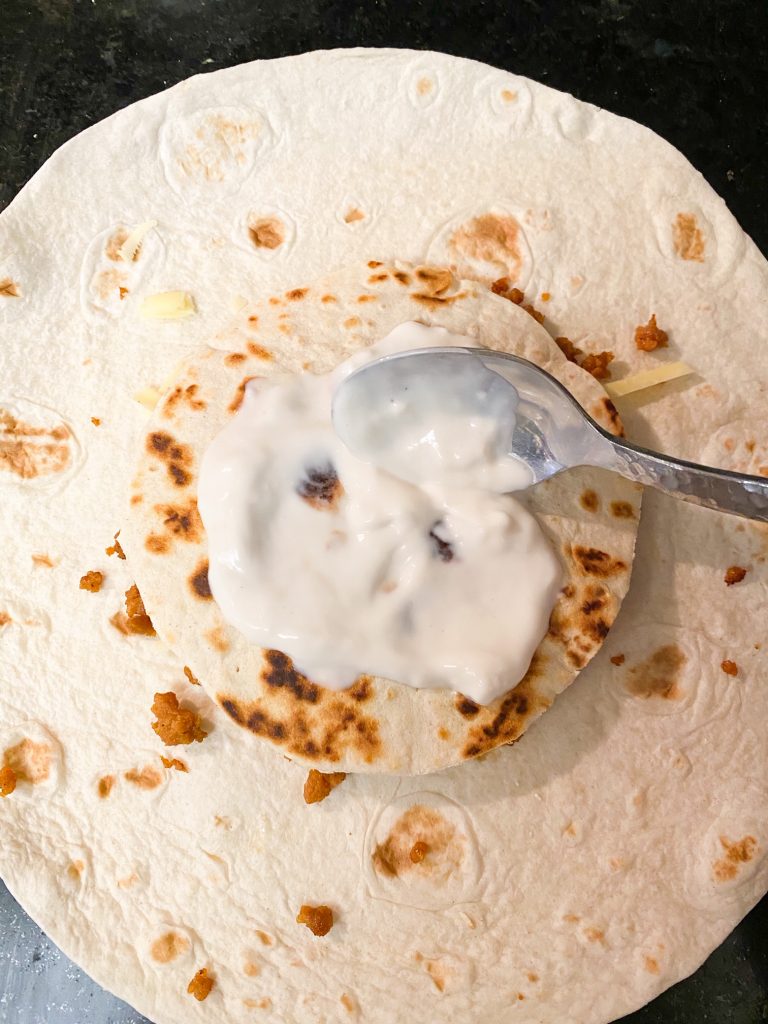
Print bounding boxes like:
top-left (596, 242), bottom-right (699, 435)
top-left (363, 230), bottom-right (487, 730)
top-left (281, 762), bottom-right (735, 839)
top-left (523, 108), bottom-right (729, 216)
top-left (600, 433), bottom-right (768, 522)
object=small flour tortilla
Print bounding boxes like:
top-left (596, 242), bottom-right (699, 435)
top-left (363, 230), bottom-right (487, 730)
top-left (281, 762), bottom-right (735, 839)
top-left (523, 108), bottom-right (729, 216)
top-left (123, 260), bottom-right (640, 775)
top-left (0, 48), bottom-right (766, 1024)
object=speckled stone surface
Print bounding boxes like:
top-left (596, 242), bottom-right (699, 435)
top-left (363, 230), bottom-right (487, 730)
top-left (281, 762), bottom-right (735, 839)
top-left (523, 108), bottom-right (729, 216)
top-left (0, 2), bottom-right (766, 1023)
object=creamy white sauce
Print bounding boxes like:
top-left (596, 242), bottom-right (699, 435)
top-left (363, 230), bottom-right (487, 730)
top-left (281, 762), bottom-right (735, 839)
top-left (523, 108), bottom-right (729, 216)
top-left (333, 323), bottom-right (534, 492)
top-left (198, 323), bottom-right (563, 705)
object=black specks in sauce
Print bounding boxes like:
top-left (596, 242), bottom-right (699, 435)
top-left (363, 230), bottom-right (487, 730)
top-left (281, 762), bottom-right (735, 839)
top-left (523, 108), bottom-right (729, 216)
top-left (429, 522), bottom-right (455, 562)
top-left (296, 462), bottom-right (343, 509)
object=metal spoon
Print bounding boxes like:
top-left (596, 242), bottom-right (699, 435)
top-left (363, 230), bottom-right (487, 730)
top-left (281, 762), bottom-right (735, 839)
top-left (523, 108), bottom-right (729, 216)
top-left (332, 346), bottom-right (768, 522)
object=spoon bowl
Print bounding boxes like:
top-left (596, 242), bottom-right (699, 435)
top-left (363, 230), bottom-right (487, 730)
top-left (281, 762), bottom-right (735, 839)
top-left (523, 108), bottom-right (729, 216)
top-left (333, 346), bottom-right (768, 522)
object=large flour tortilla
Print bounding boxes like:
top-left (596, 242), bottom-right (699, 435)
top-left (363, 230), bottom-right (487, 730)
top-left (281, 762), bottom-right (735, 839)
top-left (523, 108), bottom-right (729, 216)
top-left (123, 260), bottom-right (640, 774)
top-left (1, 48), bottom-right (767, 1024)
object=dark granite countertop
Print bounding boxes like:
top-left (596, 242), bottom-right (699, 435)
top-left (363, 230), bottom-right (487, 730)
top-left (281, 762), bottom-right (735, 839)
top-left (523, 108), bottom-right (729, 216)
top-left (1, 2), bottom-right (766, 1022)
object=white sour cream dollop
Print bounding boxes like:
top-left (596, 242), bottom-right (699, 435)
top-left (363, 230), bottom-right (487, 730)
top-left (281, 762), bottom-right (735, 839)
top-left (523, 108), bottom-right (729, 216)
top-left (198, 323), bottom-right (563, 705)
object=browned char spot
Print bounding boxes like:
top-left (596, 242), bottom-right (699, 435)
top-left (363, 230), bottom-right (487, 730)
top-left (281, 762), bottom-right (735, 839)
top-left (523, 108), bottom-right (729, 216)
top-left (248, 216), bottom-right (284, 250)
top-left (162, 383), bottom-right (206, 419)
top-left (572, 545), bottom-right (626, 578)
top-left (225, 352), bottom-right (247, 366)
top-left (97, 774), bottom-right (115, 798)
top-left (414, 266), bottom-right (453, 293)
top-left (601, 397), bottom-right (624, 436)
top-left (124, 765), bottom-right (163, 790)
top-left (455, 695), bottom-right (480, 718)
top-left (228, 375), bottom-right (259, 414)
top-left (32, 553), bottom-right (56, 568)
top-left (0, 409), bottom-right (72, 480)
top-left (147, 498), bottom-right (203, 554)
top-left (673, 213), bottom-right (705, 262)
top-left (146, 431), bottom-right (193, 488)
top-left (0, 279), bottom-right (21, 298)
top-left (218, 655), bottom-right (382, 765)
top-left (151, 931), bottom-right (190, 963)
top-left (580, 489), bottom-right (599, 512)
top-left (393, 270), bottom-right (411, 285)
top-left (713, 835), bottom-right (758, 881)
top-left (625, 645), bottom-right (686, 700)
top-left (189, 560), bottom-right (212, 600)
top-left (450, 213), bottom-right (524, 280)
top-left (372, 804), bottom-right (464, 879)
top-left (348, 676), bottom-right (373, 701)
top-left (262, 649), bottom-right (321, 703)
top-left (583, 926), bottom-right (607, 946)
top-left (246, 342), bottom-right (272, 360)
top-left (461, 659), bottom-right (546, 759)
top-left (411, 290), bottom-right (467, 309)
top-left (286, 287), bottom-right (308, 301)
top-left (610, 501), bottom-right (636, 518)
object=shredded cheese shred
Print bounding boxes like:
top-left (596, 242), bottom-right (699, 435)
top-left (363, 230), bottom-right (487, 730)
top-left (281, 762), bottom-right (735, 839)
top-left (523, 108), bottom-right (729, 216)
top-left (604, 361), bottom-right (693, 398)
top-left (140, 291), bottom-right (196, 320)
top-left (117, 220), bottom-right (157, 263)
top-left (133, 386), bottom-right (163, 411)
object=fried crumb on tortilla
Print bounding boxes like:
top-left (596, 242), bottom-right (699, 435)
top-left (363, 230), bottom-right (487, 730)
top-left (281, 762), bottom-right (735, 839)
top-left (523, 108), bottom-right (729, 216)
top-left (634, 314), bottom-right (668, 352)
top-left (296, 904), bottom-right (334, 936)
top-left (105, 531), bottom-right (126, 559)
top-left (187, 967), bottom-right (214, 1001)
top-left (151, 692), bottom-right (208, 745)
top-left (721, 660), bottom-right (739, 676)
top-left (122, 583), bottom-right (156, 635)
top-left (491, 277), bottom-right (546, 325)
top-left (410, 840), bottom-right (429, 863)
top-left (610, 654), bottom-right (626, 666)
top-left (724, 565), bottom-right (747, 586)
top-left (79, 570), bottom-right (104, 593)
top-left (555, 336), bottom-right (582, 363)
top-left (91, 417), bottom-right (101, 426)
top-left (303, 769), bottom-right (346, 804)
top-left (183, 665), bottom-right (200, 686)
top-left (0, 765), bottom-right (17, 797)
top-left (554, 336), bottom-right (614, 380)
top-left (161, 755), bottom-right (189, 772)
top-left (579, 351), bottom-right (614, 380)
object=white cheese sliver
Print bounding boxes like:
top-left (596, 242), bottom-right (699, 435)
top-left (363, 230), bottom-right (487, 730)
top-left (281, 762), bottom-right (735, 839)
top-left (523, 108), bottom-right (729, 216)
top-left (132, 386), bottom-right (162, 411)
top-left (604, 361), bottom-right (693, 398)
top-left (140, 291), bottom-right (196, 320)
top-left (117, 220), bottom-right (157, 263)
